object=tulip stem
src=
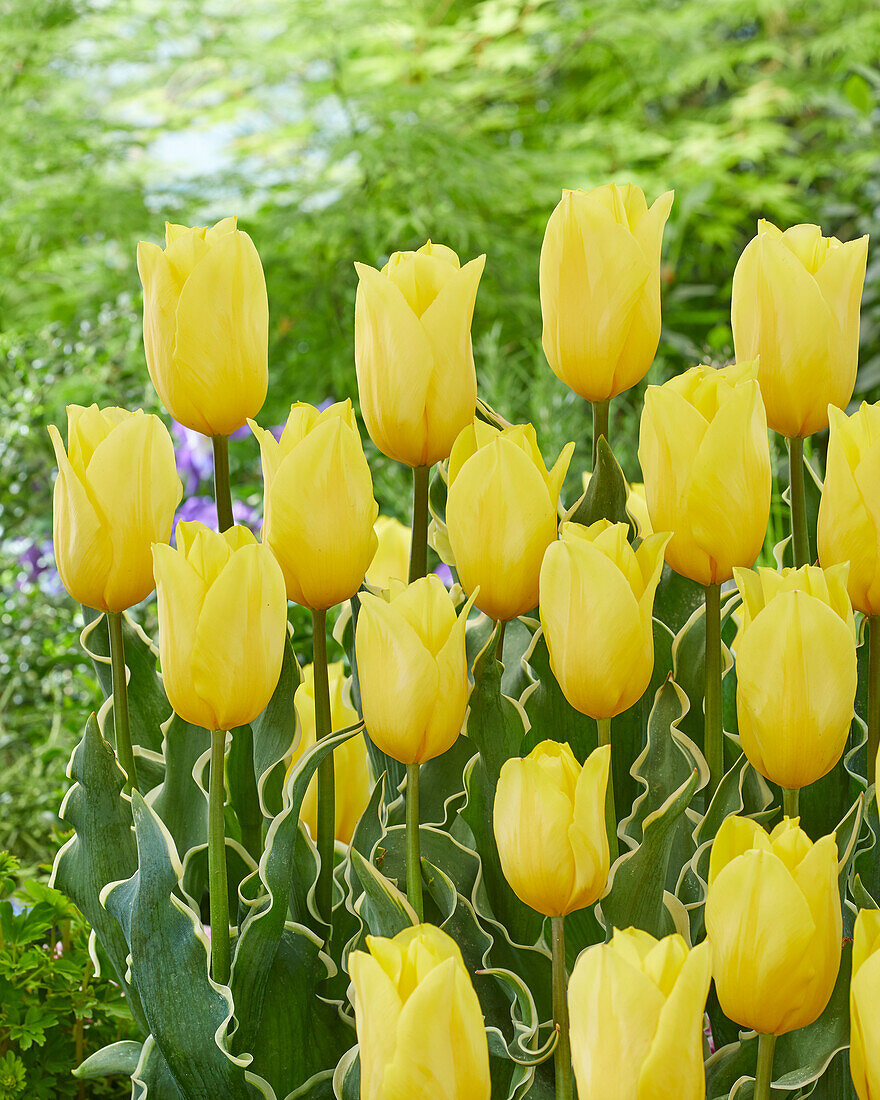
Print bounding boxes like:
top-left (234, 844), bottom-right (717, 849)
top-left (550, 916), bottom-right (572, 1100)
top-left (496, 619), bottom-right (507, 664)
top-left (787, 436), bottom-right (810, 567)
top-left (212, 434), bottom-right (235, 533)
top-left (704, 582), bottom-right (723, 799)
top-left (591, 400), bottom-right (610, 471)
top-left (209, 729), bottom-right (230, 985)
top-left (312, 608), bottom-right (336, 924)
top-left (869, 616), bottom-right (880, 788)
top-left (754, 1032), bottom-right (776, 1100)
top-left (783, 787), bottom-right (800, 820)
top-left (597, 717), bottom-right (618, 863)
top-left (406, 762), bottom-right (424, 921)
top-left (107, 611), bottom-right (137, 795)
top-left (408, 465), bottom-right (430, 582)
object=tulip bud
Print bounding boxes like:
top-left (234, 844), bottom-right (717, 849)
top-left (568, 930), bottom-right (712, 1099)
top-left (137, 218), bottom-right (269, 436)
top-left (818, 402), bottom-right (880, 616)
top-left (539, 521), bottom-right (669, 718)
top-left (366, 515), bottom-right (411, 589)
top-left (354, 241), bottom-right (486, 467)
top-left (733, 564), bottom-right (857, 790)
top-left (446, 420), bottom-right (575, 621)
top-left (540, 183), bottom-right (674, 402)
top-left (705, 815), bottom-right (841, 1036)
top-left (731, 219), bottom-right (868, 438)
top-left (285, 662), bottom-right (370, 844)
top-left (494, 741), bottom-right (610, 916)
top-left (638, 361), bottom-right (771, 586)
top-left (250, 401), bottom-right (379, 610)
top-left (355, 576), bottom-right (473, 764)
top-left (350, 923), bottom-right (491, 1100)
top-left (48, 405), bottom-right (182, 612)
top-left (152, 521), bottom-right (287, 731)
top-left (851, 907), bottom-right (880, 1100)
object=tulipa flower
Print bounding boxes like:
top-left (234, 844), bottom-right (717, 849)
top-left (350, 924), bottom-right (491, 1100)
top-left (540, 183), bottom-right (674, 402)
top-left (354, 241), bottom-right (485, 467)
top-left (137, 217), bottom-right (269, 436)
top-left (355, 576), bottom-right (474, 764)
top-left (818, 401), bottom-right (880, 616)
top-left (494, 741), bottom-right (610, 916)
top-left (850, 907), bottom-right (880, 1100)
top-left (638, 360), bottom-right (771, 586)
top-left (366, 515), bottom-right (411, 589)
top-left (539, 521), bottom-right (669, 718)
top-left (48, 404), bottom-right (181, 611)
top-left (152, 522), bottom-right (287, 731)
top-left (705, 815), bottom-right (841, 1036)
top-left (250, 401), bottom-right (378, 610)
top-left (568, 930), bottom-right (712, 1100)
top-left (733, 564), bottom-right (857, 790)
top-left (446, 420), bottom-right (574, 621)
top-left (731, 219), bottom-right (868, 439)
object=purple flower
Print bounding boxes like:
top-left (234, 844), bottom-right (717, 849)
top-left (433, 562), bottom-right (453, 588)
top-left (12, 537), bottom-right (64, 596)
top-left (171, 421), bottom-right (214, 495)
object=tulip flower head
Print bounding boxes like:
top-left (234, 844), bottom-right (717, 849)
top-left (732, 219), bottom-right (868, 438)
top-left (446, 419), bottom-right (575, 621)
top-left (638, 360), bottom-right (771, 586)
top-left (349, 923), bottom-right (491, 1100)
top-left (366, 515), bottom-right (412, 589)
top-left (733, 564), bottom-right (857, 790)
top-left (818, 401), bottom-right (880, 616)
top-left (49, 404), bottom-right (182, 611)
top-left (539, 520), bottom-right (670, 718)
top-left (567, 929), bottom-right (712, 1100)
top-left (137, 217), bottom-right (269, 436)
top-left (540, 182), bottom-right (674, 402)
top-left (152, 522), bottom-right (287, 731)
top-left (494, 740), bottom-right (611, 916)
top-left (354, 241), bottom-right (485, 467)
top-left (250, 400), bottom-right (379, 610)
top-left (851, 907), bottom-right (880, 1100)
top-left (705, 815), bottom-right (841, 1036)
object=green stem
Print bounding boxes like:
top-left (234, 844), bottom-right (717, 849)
top-left (591, 400), bottom-right (610, 471)
top-left (212, 434), bottom-right (234, 533)
top-left (209, 729), bottom-right (230, 985)
top-left (551, 915), bottom-right (572, 1100)
top-left (782, 787), bottom-right (800, 820)
top-left (705, 583), bottom-right (723, 799)
top-left (787, 437), bottom-right (810, 567)
top-left (869, 616), bottom-right (880, 789)
top-left (107, 611), bottom-right (137, 794)
top-left (754, 1032), bottom-right (776, 1100)
top-left (597, 717), bottom-right (618, 863)
top-left (408, 465), bottom-right (430, 582)
top-left (406, 762), bottom-right (424, 920)
top-left (312, 608), bottom-right (335, 923)
top-left (496, 619), bottom-right (507, 664)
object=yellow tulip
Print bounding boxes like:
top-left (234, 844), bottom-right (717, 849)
top-left (152, 521), bottom-right (287, 731)
top-left (731, 219), bottom-right (868, 438)
top-left (568, 930), bottom-right (712, 1100)
top-left (285, 662), bottom-right (370, 845)
top-left (355, 576), bottom-right (474, 764)
top-left (539, 521), bottom-right (669, 718)
top-left (733, 564), bottom-right (857, 790)
top-left (366, 515), bottom-right (411, 589)
top-left (851, 907), bottom-right (880, 1100)
top-left (250, 401), bottom-right (379, 610)
top-left (137, 217), bottom-right (269, 437)
top-left (350, 923), bottom-right (490, 1100)
top-left (540, 183), bottom-right (674, 402)
top-left (354, 240), bottom-right (486, 467)
top-left (446, 420), bottom-right (575, 621)
top-left (493, 741), bottom-right (610, 916)
top-left (705, 815), bottom-right (841, 1036)
top-left (818, 402), bottom-right (880, 616)
top-left (638, 361), bottom-right (771, 586)
top-left (48, 404), bottom-right (181, 612)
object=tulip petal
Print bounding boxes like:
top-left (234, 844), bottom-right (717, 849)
top-left (708, 814), bottom-right (770, 885)
top-left (350, 951), bottom-right (403, 1100)
top-left (567, 744), bottom-right (611, 910)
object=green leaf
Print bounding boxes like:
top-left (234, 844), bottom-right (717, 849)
top-left (130, 1035), bottom-right (184, 1100)
top-left (349, 848), bottom-right (417, 937)
top-left (252, 633), bottom-right (301, 820)
top-left (149, 714), bottom-right (210, 866)
top-left (73, 1040), bottom-right (143, 1080)
top-left (568, 434), bottom-right (629, 529)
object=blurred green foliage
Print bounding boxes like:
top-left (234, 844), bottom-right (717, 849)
top-left (2, 0), bottom-right (880, 865)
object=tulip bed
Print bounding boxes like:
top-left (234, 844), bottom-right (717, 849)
top-left (46, 194), bottom-right (879, 1100)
